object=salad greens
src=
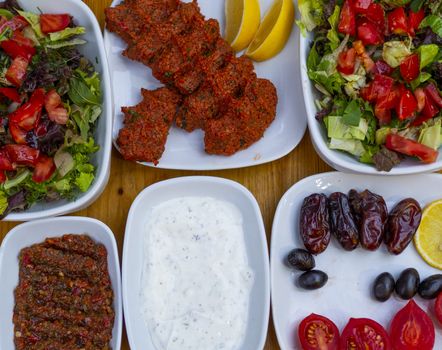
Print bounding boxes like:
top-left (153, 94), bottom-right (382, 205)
top-left (300, 0), bottom-right (442, 171)
top-left (0, 1), bottom-right (102, 218)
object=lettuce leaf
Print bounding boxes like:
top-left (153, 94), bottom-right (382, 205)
top-left (419, 15), bottom-right (442, 37)
top-left (17, 10), bottom-right (44, 38)
top-left (297, 0), bottom-right (325, 34)
top-left (329, 138), bottom-right (366, 156)
top-left (325, 116), bottom-right (369, 140)
top-left (326, 6), bottom-right (341, 51)
top-left (46, 38), bottom-right (87, 49)
top-left (418, 44), bottom-right (439, 69)
top-left (382, 41), bottom-right (412, 68)
top-left (419, 120), bottom-right (441, 149)
top-left (49, 26), bottom-right (86, 41)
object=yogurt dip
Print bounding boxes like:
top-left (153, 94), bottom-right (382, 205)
top-left (141, 197), bottom-right (254, 350)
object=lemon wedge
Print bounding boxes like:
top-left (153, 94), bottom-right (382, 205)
top-left (245, 0), bottom-right (295, 62)
top-left (225, 0), bottom-right (261, 52)
top-left (414, 199), bottom-right (442, 270)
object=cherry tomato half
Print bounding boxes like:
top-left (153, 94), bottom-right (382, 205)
top-left (390, 300), bottom-right (435, 350)
top-left (340, 318), bottom-right (391, 350)
top-left (298, 314), bottom-right (339, 350)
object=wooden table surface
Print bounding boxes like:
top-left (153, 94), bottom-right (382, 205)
top-left (0, 1), bottom-right (334, 349)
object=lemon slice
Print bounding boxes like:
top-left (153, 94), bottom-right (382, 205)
top-left (225, 0), bottom-right (261, 52)
top-left (245, 0), bottom-right (295, 62)
top-left (414, 199), bottom-right (442, 270)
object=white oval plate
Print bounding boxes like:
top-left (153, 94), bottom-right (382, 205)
top-left (4, 0), bottom-right (113, 221)
top-left (300, 31), bottom-right (442, 175)
top-left (0, 217), bottom-right (122, 350)
top-left (104, 0), bottom-right (306, 170)
top-left (271, 172), bottom-right (442, 350)
top-left (123, 176), bottom-right (270, 349)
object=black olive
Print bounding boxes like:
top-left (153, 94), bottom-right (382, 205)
top-left (285, 248), bottom-right (315, 271)
top-left (395, 268), bottom-right (420, 300)
top-left (418, 274), bottom-right (442, 299)
top-left (298, 270), bottom-right (328, 290)
top-left (373, 272), bottom-right (395, 302)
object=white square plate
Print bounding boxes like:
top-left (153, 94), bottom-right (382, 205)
top-left (271, 172), bottom-right (442, 349)
top-left (123, 176), bottom-right (270, 349)
top-left (0, 217), bottom-right (122, 350)
top-left (104, 0), bottom-right (306, 170)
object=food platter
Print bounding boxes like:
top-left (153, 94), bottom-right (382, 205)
top-left (104, 0), bottom-right (306, 170)
top-left (271, 172), bottom-right (442, 349)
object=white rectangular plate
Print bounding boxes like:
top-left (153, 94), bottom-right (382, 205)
top-left (123, 176), bottom-right (270, 349)
top-left (271, 172), bottom-right (442, 349)
top-left (104, 0), bottom-right (306, 170)
top-left (0, 217), bottom-right (122, 350)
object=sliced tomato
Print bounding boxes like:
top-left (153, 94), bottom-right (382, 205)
top-left (1, 39), bottom-right (36, 60)
top-left (414, 88), bottom-right (426, 112)
top-left (397, 88), bottom-right (418, 120)
top-left (377, 85), bottom-right (400, 110)
top-left (9, 88), bottom-right (45, 131)
top-left (412, 90), bottom-right (442, 126)
top-left (357, 19), bottom-right (384, 46)
top-left (340, 318), bottom-right (391, 350)
top-left (386, 134), bottom-right (438, 163)
top-left (388, 7), bottom-right (409, 36)
top-left (365, 4), bottom-right (385, 32)
top-left (298, 314), bottom-right (339, 350)
top-left (373, 60), bottom-right (393, 76)
top-left (11, 30), bottom-right (34, 48)
top-left (354, 0), bottom-right (372, 13)
top-left (424, 83), bottom-right (442, 108)
top-left (32, 155), bottom-right (56, 183)
top-left (435, 292), bottom-right (442, 326)
top-left (3, 144), bottom-right (40, 167)
top-left (8, 122), bottom-right (27, 144)
top-left (353, 40), bottom-right (375, 72)
top-left (0, 149), bottom-right (14, 171)
top-left (360, 82), bottom-right (376, 102)
top-left (390, 300), bottom-right (435, 350)
top-left (337, 48), bottom-right (356, 75)
top-left (44, 89), bottom-right (62, 112)
top-left (409, 8), bottom-right (425, 31)
top-left (40, 14), bottom-right (70, 34)
top-left (375, 104), bottom-right (392, 125)
top-left (0, 87), bottom-right (20, 103)
top-left (48, 107), bottom-right (68, 125)
top-left (6, 56), bottom-right (28, 87)
top-left (372, 74), bottom-right (395, 101)
top-left (0, 170), bottom-right (6, 183)
top-left (400, 54), bottom-right (420, 83)
top-left (338, 0), bottom-right (356, 36)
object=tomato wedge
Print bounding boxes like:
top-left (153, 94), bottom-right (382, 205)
top-left (372, 74), bottom-right (395, 101)
top-left (414, 88), bottom-right (426, 112)
top-left (0, 149), bottom-right (14, 171)
top-left (340, 318), bottom-right (391, 350)
top-left (375, 104), bottom-right (392, 125)
top-left (353, 40), bottom-right (375, 72)
top-left (424, 83), bottom-right (442, 108)
top-left (435, 292), bottom-right (442, 326)
top-left (298, 314), bottom-right (339, 350)
top-left (44, 89), bottom-right (68, 124)
top-left (400, 54), bottom-right (420, 83)
top-left (364, 4), bottom-right (385, 32)
top-left (388, 7), bottom-right (409, 36)
top-left (3, 144), bottom-right (40, 167)
top-left (338, 0), bottom-right (356, 36)
top-left (337, 48), bottom-right (356, 75)
top-left (397, 88), bottom-right (417, 120)
top-left (11, 30), bottom-right (34, 48)
top-left (6, 56), bottom-right (28, 87)
top-left (386, 134), bottom-right (438, 163)
top-left (354, 0), bottom-right (372, 13)
top-left (32, 155), bottom-right (56, 183)
top-left (357, 19), bottom-right (384, 46)
top-left (40, 14), bottom-right (70, 34)
top-left (0, 87), bottom-right (20, 103)
top-left (9, 88), bottom-right (45, 131)
top-left (8, 122), bottom-right (27, 144)
top-left (0, 170), bottom-right (6, 183)
top-left (409, 8), bottom-right (425, 32)
top-left (390, 300), bottom-right (435, 350)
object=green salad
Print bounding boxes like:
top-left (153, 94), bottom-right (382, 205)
top-left (299, 0), bottom-right (442, 171)
top-left (0, 0), bottom-right (102, 218)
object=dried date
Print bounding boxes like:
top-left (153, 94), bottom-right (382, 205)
top-left (299, 193), bottom-right (331, 254)
top-left (358, 190), bottom-right (388, 251)
top-left (348, 189), bottom-right (362, 227)
top-left (328, 192), bottom-right (359, 251)
top-left (385, 198), bottom-right (422, 255)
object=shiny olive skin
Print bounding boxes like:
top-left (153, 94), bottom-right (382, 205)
top-left (373, 272), bottom-right (395, 302)
top-left (328, 192), bottom-right (359, 251)
top-left (358, 190), bottom-right (388, 251)
top-left (418, 274), bottom-right (442, 299)
top-left (396, 268), bottom-right (420, 300)
top-left (298, 270), bottom-right (328, 290)
top-left (385, 198), bottom-right (422, 255)
top-left (300, 194), bottom-right (331, 255)
top-left (285, 248), bottom-right (315, 271)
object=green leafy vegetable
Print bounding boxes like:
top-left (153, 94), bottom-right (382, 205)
top-left (360, 144), bottom-right (380, 164)
top-left (382, 41), bottom-right (412, 68)
top-left (343, 100), bottom-right (363, 126)
top-left (325, 116), bottom-right (368, 140)
top-left (410, 72), bottom-right (432, 90)
top-left (326, 6), bottom-right (341, 51)
top-left (49, 26), bottom-right (86, 41)
top-left (418, 44), bottom-right (439, 69)
top-left (75, 172), bottom-right (94, 192)
top-left (329, 138), bottom-right (366, 156)
top-left (297, 0), bottom-right (325, 34)
top-left (68, 74), bottom-right (101, 106)
top-left (0, 9), bottom-right (13, 19)
top-left (46, 38), bottom-right (87, 49)
top-left (410, 0), bottom-right (425, 12)
top-left (419, 15), bottom-right (442, 37)
top-left (380, 0), bottom-right (411, 7)
top-left (17, 10), bottom-right (44, 38)
top-left (419, 120), bottom-right (441, 149)
top-left (376, 127), bottom-right (392, 145)
top-left (3, 170), bottom-right (30, 191)
top-left (0, 190), bottom-right (8, 215)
